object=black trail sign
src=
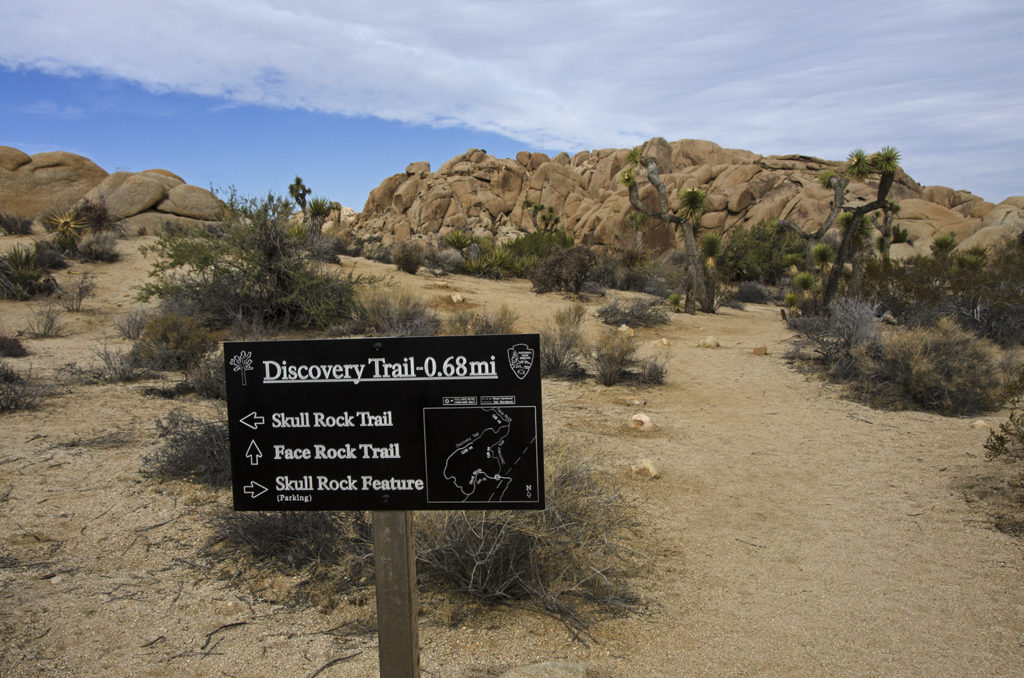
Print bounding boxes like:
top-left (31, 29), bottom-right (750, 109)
top-left (223, 334), bottom-right (544, 511)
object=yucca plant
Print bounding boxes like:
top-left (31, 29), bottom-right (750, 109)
top-left (47, 209), bottom-right (86, 253)
top-left (811, 242), bottom-right (836, 274)
top-left (441, 229), bottom-right (474, 252)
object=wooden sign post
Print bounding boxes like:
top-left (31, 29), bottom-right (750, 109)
top-left (373, 511), bottom-right (419, 677)
top-left (223, 334), bottom-right (544, 677)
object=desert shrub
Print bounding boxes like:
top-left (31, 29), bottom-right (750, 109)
top-left (351, 286), bottom-right (440, 337)
top-left (76, 231), bottom-right (120, 262)
top-left (867, 318), bottom-right (1005, 415)
top-left (416, 444), bottom-right (642, 632)
top-left (788, 297), bottom-right (881, 380)
top-left (718, 220), bottom-right (805, 284)
top-left (731, 281), bottom-right (773, 304)
top-left (0, 362), bottom-right (46, 412)
top-left (424, 246), bottom-right (464, 274)
top-left (392, 239), bottom-right (426, 274)
top-left (0, 213), bottom-right (33, 235)
top-left (638, 353), bottom-right (669, 385)
top-left (203, 510), bottom-right (374, 608)
top-left (505, 228), bottom-right (574, 261)
top-left (137, 192), bottom-right (360, 331)
top-left (589, 329), bottom-right (638, 386)
top-left (142, 408), bottom-right (230, 485)
top-left (25, 305), bottom-right (65, 338)
top-left (539, 303), bottom-right (587, 377)
top-left (59, 273), bottom-right (96, 312)
top-left (590, 250), bottom-right (672, 295)
top-left (62, 344), bottom-right (152, 384)
top-left (129, 312), bottom-right (215, 370)
top-left (183, 351), bottom-right (227, 400)
top-left (0, 329), bottom-right (27, 357)
top-left (596, 297), bottom-right (669, 327)
top-left (75, 200), bottom-right (119, 233)
top-left (862, 237), bottom-right (1024, 346)
top-left (790, 300), bottom-right (1007, 415)
top-left (529, 246), bottom-right (597, 294)
top-left (115, 308), bottom-right (150, 341)
top-left (32, 240), bottom-right (68, 271)
top-left (443, 305), bottom-right (518, 336)
top-left (986, 396), bottom-right (1024, 465)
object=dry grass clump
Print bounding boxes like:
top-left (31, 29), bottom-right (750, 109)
top-left (58, 273), bottom-right (96, 312)
top-left (350, 286), bottom-right (440, 337)
top-left (142, 408), bottom-right (230, 485)
top-left (596, 297), bottom-right (669, 327)
top-left (590, 329), bottom-right (638, 386)
top-left (182, 351), bottom-right (227, 400)
top-left (115, 308), bottom-right (150, 341)
top-left (539, 303), bottom-right (587, 377)
top-left (416, 443), bottom-right (643, 633)
top-left (60, 344), bottom-right (153, 384)
top-left (443, 305), bottom-right (518, 336)
top-left (0, 213), bottom-right (33, 235)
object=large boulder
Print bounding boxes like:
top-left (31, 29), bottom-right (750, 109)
top-left (0, 147), bottom-right (107, 218)
top-left (157, 184), bottom-right (224, 221)
top-left (959, 197), bottom-right (1024, 251)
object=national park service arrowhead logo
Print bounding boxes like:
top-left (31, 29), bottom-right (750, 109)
top-left (507, 343), bottom-right (534, 380)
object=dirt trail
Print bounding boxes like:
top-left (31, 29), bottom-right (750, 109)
top-left (2, 237), bottom-right (1023, 676)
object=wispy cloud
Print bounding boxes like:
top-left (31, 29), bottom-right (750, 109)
top-left (1, 0), bottom-right (1021, 199)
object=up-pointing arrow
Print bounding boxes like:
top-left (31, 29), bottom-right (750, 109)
top-left (240, 412), bottom-right (265, 430)
top-left (246, 440), bottom-right (262, 466)
top-left (243, 481), bottom-right (268, 498)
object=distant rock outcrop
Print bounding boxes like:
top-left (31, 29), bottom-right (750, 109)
top-left (352, 138), bottom-right (1016, 258)
top-left (0, 146), bottom-right (223, 232)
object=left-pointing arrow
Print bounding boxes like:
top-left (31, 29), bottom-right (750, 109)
top-left (246, 440), bottom-right (263, 465)
top-left (243, 481), bottom-right (268, 498)
top-left (240, 412), bottom-right (265, 430)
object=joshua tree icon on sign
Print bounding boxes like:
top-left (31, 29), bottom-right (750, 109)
top-left (230, 351), bottom-right (254, 386)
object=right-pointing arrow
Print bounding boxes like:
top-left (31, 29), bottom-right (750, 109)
top-left (243, 481), bottom-right (268, 498)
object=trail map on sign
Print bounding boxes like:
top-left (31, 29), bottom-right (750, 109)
top-left (423, 406), bottom-right (540, 504)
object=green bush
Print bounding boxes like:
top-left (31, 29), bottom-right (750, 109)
top-left (137, 192), bottom-right (360, 330)
top-left (1, 244), bottom-right (45, 299)
top-left (862, 237), bottom-right (1024, 346)
top-left (130, 312), bottom-right (214, 370)
top-left (529, 246), bottom-right (597, 294)
top-left (718, 220), bottom-right (805, 284)
top-left (391, 239), bottom-right (426, 274)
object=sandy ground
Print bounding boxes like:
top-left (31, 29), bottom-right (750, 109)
top-left (2, 234), bottom-right (1023, 677)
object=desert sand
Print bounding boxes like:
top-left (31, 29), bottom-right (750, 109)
top-left (2, 234), bottom-right (1023, 677)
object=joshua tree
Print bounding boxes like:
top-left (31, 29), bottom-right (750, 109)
top-left (288, 176), bottom-right (311, 213)
top-left (776, 147), bottom-right (902, 311)
top-left (620, 147), bottom-right (711, 313)
top-left (523, 199), bottom-right (561, 232)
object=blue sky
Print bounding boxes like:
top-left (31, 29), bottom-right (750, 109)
top-left (2, 1), bottom-right (1021, 210)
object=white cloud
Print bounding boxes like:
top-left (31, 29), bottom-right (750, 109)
top-left (2, 0), bottom-right (1022, 199)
